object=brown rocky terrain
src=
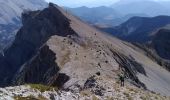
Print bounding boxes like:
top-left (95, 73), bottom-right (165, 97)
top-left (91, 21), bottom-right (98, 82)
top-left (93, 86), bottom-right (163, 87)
top-left (0, 3), bottom-right (170, 98)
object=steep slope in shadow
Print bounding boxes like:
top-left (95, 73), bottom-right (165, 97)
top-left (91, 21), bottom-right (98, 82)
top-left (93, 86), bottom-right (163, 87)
top-left (133, 27), bottom-right (170, 71)
top-left (101, 16), bottom-right (170, 43)
top-left (145, 29), bottom-right (170, 68)
top-left (152, 29), bottom-right (170, 60)
top-left (13, 45), bottom-right (69, 87)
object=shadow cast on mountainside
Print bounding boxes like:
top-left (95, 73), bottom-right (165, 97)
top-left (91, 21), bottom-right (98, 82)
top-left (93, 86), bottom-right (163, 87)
top-left (13, 45), bottom-right (69, 87)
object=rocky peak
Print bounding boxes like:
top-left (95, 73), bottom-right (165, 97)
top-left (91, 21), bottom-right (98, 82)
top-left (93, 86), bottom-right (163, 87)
top-left (0, 3), bottom-right (76, 86)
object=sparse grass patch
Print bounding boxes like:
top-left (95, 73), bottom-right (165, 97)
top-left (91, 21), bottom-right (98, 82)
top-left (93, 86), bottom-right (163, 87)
top-left (92, 95), bottom-right (99, 100)
top-left (80, 89), bottom-right (91, 96)
top-left (154, 96), bottom-right (159, 100)
top-left (140, 96), bottom-right (147, 100)
top-left (14, 95), bottom-right (47, 100)
top-left (29, 84), bottom-right (57, 92)
top-left (128, 87), bottom-right (139, 94)
top-left (127, 96), bottom-right (133, 100)
top-left (123, 91), bottom-right (132, 100)
top-left (106, 96), bottom-right (114, 100)
top-left (14, 95), bottom-right (37, 100)
top-left (128, 88), bottom-right (134, 92)
top-left (115, 87), bottom-right (120, 92)
top-left (60, 51), bottom-right (71, 66)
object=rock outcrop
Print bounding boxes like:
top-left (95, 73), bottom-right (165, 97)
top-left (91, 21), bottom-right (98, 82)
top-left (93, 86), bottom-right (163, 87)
top-left (1, 84), bottom-right (169, 100)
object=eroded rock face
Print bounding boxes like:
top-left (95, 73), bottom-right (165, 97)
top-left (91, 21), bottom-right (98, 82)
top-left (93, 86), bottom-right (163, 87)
top-left (0, 4), bottom-right (76, 86)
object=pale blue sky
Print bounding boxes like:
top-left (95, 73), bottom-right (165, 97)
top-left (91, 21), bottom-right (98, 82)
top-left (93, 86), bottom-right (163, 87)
top-left (45, 0), bottom-right (170, 7)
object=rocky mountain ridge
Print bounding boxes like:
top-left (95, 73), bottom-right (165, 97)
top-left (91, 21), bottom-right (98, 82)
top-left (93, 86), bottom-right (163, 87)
top-left (0, 3), bottom-right (75, 86)
top-left (1, 3), bottom-right (170, 99)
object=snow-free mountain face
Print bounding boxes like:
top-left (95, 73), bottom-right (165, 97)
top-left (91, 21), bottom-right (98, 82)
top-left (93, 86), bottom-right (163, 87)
top-left (66, 0), bottom-right (170, 32)
top-left (98, 15), bottom-right (170, 70)
top-left (67, 6), bottom-right (121, 27)
top-left (152, 29), bottom-right (170, 60)
top-left (68, 6), bottom-right (150, 28)
top-left (1, 3), bottom-right (170, 97)
top-left (103, 16), bottom-right (170, 43)
top-left (0, 0), bottom-right (47, 50)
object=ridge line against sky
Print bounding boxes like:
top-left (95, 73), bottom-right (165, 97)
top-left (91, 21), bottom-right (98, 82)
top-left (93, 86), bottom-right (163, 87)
top-left (45, 0), bottom-right (170, 7)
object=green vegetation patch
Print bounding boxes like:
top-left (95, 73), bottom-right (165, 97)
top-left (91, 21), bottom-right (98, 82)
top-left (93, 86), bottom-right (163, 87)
top-left (14, 95), bottom-right (47, 100)
top-left (92, 95), bottom-right (100, 100)
top-left (14, 95), bottom-right (38, 100)
top-left (28, 84), bottom-right (58, 92)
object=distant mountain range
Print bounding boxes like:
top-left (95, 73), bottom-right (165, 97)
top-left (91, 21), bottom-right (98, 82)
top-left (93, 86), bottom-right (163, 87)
top-left (102, 16), bottom-right (170, 43)
top-left (111, 0), bottom-right (170, 16)
top-left (67, 6), bottom-right (149, 27)
top-left (67, 6), bottom-right (122, 27)
top-left (64, 0), bottom-right (170, 67)
top-left (68, 0), bottom-right (170, 29)
top-left (0, 0), bottom-right (47, 50)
